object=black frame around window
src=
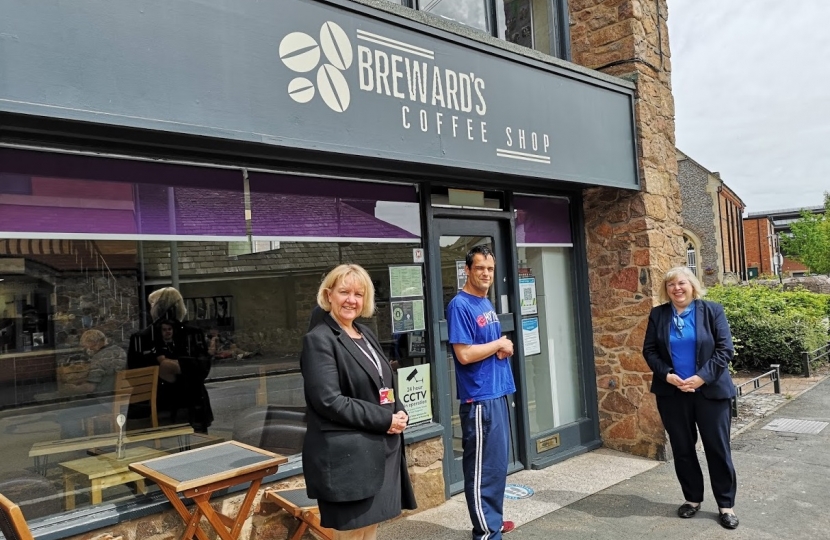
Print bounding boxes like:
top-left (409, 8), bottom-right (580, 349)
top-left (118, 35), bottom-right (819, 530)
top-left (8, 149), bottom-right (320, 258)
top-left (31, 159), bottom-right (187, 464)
top-left (388, 0), bottom-right (571, 59)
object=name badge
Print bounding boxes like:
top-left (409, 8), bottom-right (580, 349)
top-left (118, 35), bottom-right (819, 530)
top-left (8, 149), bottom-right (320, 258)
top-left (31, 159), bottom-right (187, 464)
top-left (379, 387), bottom-right (395, 405)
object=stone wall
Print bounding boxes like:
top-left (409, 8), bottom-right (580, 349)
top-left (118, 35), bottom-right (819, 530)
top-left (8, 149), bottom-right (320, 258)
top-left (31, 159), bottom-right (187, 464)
top-left (571, 0), bottom-right (684, 458)
top-left (62, 437), bottom-right (445, 540)
top-left (677, 155), bottom-right (720, 287)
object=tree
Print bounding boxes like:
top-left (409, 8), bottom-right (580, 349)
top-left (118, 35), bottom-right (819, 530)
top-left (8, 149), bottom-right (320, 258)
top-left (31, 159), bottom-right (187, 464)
top-left (780, 192), bottom-right (830, 275)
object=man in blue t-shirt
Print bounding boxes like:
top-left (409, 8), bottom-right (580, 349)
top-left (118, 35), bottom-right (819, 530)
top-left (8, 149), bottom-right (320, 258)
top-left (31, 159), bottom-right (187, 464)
top-left (447, 245), bottom-right (516, 539)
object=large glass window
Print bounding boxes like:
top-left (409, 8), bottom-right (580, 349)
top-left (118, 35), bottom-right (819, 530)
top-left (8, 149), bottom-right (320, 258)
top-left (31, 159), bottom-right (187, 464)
top-left (514, 195), bottom-right (585, 436)
top-left (0, 148), bottom-right (426, 523)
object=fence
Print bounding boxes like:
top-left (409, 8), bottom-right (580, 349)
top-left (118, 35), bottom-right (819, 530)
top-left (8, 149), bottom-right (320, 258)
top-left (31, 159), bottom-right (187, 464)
top-left (800, 342), bottom-right (830, 378)
top-left (731, 364), bottom-right (780, 418)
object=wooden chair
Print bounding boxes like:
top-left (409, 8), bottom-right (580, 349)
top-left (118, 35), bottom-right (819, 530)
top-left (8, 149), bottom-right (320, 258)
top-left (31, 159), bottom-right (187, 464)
top-left (84, 366), bottom-right (159, 436)
top-left (0, 492), bottom-right (35, 540)
top-left (265, 488), bottom-right (333, 540)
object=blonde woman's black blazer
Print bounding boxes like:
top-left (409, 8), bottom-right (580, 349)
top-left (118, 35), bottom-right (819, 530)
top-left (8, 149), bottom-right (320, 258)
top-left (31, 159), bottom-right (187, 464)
top-left (300, 315), bottom-right (416, 507)
top-left (642, 299), bottom-right (736, 400)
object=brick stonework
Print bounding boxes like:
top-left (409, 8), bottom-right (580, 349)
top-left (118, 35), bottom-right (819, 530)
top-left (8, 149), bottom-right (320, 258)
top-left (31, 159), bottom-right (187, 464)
top-left (743, 217), bottom-right (774, 275)
top-left (572, 0), bottom-right (684, 459)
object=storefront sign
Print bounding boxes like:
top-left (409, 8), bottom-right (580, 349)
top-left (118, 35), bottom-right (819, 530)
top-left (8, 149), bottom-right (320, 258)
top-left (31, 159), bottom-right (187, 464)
top-left (1, 0), bottom-right (638, 188)
top-left (389, 265), bottom-right (423, 298)
top-left (456, 261), bottom-right (468, 290)
top-left (390, 299), bottom-right (425, 333)
top-left (519, 277), bottom-right (537, 315)
top-left (397, 365), bottom-right (432, 424)
top-left (522, 317), bottom-right (541, 356)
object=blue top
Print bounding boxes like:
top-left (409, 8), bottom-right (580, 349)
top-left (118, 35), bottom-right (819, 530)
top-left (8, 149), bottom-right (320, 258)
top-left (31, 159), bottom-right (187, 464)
top-left (447, 291), bottom-right (516, 402)
top-left (669, 301), bottom-right (697, 380)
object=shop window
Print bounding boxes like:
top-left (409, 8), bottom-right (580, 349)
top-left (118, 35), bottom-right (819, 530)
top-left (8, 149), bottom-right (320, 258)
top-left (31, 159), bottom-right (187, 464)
top-left (0, 149), bottom-right (426, 526)
top-left (514, 195), bottom-right (585, 436)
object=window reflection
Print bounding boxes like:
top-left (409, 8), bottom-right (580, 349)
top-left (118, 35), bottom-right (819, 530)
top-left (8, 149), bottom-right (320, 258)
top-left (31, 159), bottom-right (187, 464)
top-left (0, 149), bottom-right (428, 519)
top-left (421, 0), bottom-right (489, 33)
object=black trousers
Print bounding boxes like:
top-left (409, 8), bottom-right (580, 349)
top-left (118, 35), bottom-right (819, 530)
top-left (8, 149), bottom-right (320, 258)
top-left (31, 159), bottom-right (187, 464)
top-left (656, 391), bottom-right (737, 508)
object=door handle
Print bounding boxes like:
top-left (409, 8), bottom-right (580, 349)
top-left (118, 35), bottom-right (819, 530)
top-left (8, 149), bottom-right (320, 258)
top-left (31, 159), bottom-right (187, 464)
top-left (438, 319), bottom-right (448, 341)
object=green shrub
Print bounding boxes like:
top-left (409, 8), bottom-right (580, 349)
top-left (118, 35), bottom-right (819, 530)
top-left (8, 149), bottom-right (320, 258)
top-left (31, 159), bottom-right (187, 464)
top-left (706, 284), bottom-right (829, 374)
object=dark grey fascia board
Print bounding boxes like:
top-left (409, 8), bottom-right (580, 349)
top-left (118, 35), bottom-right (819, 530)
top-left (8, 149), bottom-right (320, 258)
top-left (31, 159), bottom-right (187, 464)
top-left (345, 0), bottom-right (636, 93)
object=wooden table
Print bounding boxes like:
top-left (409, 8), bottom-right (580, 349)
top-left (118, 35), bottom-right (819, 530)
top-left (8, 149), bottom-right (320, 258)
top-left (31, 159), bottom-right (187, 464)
top-left (29, 424), bottom-right (194, 475)
top-left (130, 441), bottom-right (286, 540)
top-left (60, 446), bottom-right (169, 509)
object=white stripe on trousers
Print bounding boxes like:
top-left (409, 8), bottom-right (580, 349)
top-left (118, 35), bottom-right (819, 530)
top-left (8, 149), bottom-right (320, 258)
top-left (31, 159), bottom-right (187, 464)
top-left (473, 404), bottom-right (491, 540)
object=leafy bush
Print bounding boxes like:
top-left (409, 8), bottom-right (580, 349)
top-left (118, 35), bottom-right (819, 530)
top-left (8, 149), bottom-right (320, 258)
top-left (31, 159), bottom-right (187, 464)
top-left (706, 284), bottom-right (830, 373)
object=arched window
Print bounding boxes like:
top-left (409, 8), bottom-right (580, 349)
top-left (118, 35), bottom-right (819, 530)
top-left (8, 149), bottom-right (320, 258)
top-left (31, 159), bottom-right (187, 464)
top-left (684, 235), bottom-right (698, 276)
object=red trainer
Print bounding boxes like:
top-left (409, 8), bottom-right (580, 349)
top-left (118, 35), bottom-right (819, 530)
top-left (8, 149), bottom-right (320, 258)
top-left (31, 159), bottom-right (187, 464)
top-left (501, 520), bottom-right (516, 534)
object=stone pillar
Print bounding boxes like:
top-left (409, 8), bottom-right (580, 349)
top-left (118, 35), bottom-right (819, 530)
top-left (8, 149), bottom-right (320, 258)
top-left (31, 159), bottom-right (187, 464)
top-left (570, 0), bottom-right (684, 458)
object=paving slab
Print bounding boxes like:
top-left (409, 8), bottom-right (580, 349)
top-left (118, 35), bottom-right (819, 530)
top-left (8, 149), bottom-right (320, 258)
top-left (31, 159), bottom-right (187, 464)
top-left (381, 373), bottom-right (830, 540)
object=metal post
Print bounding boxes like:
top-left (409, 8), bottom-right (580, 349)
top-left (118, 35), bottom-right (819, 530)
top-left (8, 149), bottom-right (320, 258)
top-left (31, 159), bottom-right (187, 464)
top-left (801, 351), bottom-right (812, 378)
top-left (730, 395), bottom-right (738, 418)
top-left (771, 364), bottom-right (781, 394)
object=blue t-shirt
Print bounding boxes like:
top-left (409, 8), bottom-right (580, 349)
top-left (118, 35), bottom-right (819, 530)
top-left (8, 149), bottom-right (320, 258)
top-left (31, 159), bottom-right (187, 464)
top-left (447, 291), bottom-right (516, 402)
top-left (669, 302), bottom-right (697, 380)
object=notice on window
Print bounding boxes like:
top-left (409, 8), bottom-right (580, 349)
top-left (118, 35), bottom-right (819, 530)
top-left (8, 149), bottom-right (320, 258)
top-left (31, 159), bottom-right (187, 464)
top-left (522, 317), bottom-right (541, 356)
top-left (389, 265), bottom-right (423, 298)
top-left (391, 299), bottom-right (425, 333)
top-left (519, 277), bottom-right (537, 315)
top-left (397, 365), bottom-right (432, 424)
top-left (456, 260), bottom-right (467, 290)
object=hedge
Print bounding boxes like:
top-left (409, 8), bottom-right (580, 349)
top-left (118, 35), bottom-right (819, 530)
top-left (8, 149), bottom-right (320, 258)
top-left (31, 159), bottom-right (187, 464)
top-left (705, 284), bottom-right (830, 374)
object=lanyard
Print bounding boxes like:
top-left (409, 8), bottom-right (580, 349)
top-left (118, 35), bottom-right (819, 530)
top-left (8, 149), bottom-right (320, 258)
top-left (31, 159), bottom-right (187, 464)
top-left (350, 335), bottom-right (385, 384)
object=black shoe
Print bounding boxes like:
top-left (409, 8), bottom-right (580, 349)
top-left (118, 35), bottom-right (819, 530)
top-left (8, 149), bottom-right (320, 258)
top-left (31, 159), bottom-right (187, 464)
top-left (677, 503), bottom-right (700, 518)
top-left (719, 512), bottom-right (739, 529)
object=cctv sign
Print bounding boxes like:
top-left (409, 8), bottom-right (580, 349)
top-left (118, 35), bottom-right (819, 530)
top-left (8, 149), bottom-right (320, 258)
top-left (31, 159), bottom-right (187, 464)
top-left (397, 365), bottom-right (432, 425)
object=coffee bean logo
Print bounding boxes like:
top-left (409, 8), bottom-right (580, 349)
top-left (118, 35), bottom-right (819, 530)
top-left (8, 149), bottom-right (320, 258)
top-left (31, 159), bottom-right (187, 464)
top-left (279, 21), bottom-right (354, 113)
top-left (317, 64), bottom-right (350, 113)
top-left (279, 32), bottom-right (320, 73)
top-left (288, 77), bottom-right (315, 104)
top-left (320, 21), bottom-right (353, 71)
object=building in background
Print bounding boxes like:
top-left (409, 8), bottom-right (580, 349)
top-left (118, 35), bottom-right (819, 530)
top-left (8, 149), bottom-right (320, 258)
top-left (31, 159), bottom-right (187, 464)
top-left (744, 205), bottom-right (826, 278)
top-left (676, 150), bottom-right (747, 286)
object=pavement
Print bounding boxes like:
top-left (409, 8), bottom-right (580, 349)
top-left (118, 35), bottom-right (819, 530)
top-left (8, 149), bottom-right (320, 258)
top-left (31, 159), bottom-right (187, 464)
top-left (381, 370), bottom-right (830, 539)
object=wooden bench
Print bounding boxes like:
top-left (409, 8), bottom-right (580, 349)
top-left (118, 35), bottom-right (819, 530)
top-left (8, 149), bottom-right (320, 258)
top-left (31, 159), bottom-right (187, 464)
top-left (264, 488), bottom-right (333, 540)
top-left (29, 424), bottom-right (194, 475)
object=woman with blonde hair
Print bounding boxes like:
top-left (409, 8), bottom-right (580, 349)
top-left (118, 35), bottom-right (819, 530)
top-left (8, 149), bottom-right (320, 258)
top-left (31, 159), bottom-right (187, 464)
top-left (642, 266), bottom-right (739, 529)
top-left (301, 264), bottom-right (416, 539)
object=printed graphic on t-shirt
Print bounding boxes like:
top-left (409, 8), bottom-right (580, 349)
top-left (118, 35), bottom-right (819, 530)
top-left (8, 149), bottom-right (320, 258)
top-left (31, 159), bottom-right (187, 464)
top-left (476, 310), bottom-right (498, 328)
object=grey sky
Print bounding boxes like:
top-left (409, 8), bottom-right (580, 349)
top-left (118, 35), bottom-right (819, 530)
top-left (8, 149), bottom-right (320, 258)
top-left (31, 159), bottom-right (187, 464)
top-left (668, 0), bottom-right (830, 214)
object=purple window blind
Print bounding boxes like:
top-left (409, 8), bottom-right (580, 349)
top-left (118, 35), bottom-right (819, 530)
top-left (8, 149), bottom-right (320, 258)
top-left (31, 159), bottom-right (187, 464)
top-left (0, 148), bottom-right (246, 238)
top-left (248, 173), bottom-right (419, 240)
top-left (515, 195), bottom-right (572, 245)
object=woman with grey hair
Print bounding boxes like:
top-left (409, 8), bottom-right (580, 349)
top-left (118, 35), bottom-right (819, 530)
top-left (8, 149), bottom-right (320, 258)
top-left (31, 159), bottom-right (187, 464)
top-left (642, 266), bottom-right (739, 529)
top-left (127, 287), bottom-right (213, 432)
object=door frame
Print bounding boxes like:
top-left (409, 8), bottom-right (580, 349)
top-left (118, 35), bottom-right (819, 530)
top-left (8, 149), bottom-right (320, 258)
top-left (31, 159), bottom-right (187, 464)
top-left (424, 202), bottom-right (531, 497)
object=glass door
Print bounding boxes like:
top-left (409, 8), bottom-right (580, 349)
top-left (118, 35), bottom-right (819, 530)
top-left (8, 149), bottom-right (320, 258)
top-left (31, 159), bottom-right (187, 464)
top-left (432, 218), bottom-right (522, 494)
